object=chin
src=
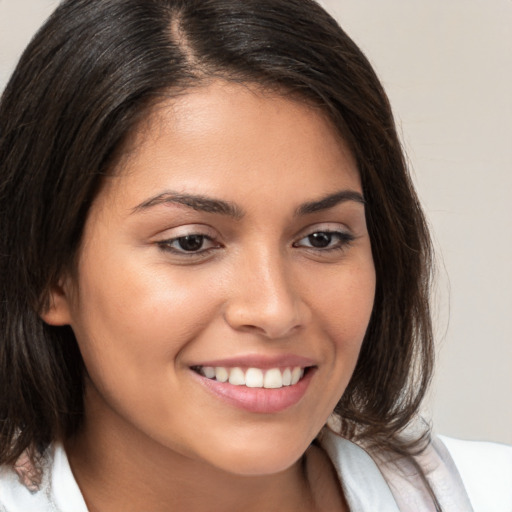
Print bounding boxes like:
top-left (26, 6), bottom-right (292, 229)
top-left (198, 434), bottom-right (309, 477)
top-left (218, 453), bottom-right (303, 477)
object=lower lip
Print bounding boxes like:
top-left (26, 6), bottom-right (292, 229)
top-left (192, 369), bottom-right (315, 414)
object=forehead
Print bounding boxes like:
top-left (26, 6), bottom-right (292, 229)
top-left (100, 80), bottom-right (360, 211)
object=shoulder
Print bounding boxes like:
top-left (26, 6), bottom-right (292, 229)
top-left (318, 429), bottom-right (401, 511)
top-left (0, 462), bottom-right (47, 512)
top-left (320, 425), bottom-right (512, 511)
top-left (0, 443), bottom-right (87, 512)
top-left (439, 435), bottom-right (512, 511)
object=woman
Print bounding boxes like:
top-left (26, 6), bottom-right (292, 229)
top-left (0, 0), bottom-right (510, 510)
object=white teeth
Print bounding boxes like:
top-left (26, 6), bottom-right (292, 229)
top-left (199, 366), bottom-right (307, 388)
top-left (203, 366), bottom-right (216, 379)
top-left (263, 368), bottom-right (283, 388)
top-left (215, 367), bottom-right (229, 383)
top-left (245, 368), bottom-right (264, 388)
top-left (291, 367), bottom-right (303, 385)
top-left (282, 368), bottom-right (292, 386)
top-left (228, 367), bottom-right (245, 386)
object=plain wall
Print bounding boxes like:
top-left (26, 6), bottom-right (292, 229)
top-left (319, 0), bottom-right (512, 445)
top-left (1, 0), bottom-right (511, 444)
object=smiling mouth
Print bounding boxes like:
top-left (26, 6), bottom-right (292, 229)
top-left (191, 366), bottom-right (309, 389)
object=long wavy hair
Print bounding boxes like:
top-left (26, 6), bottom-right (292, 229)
top-left (0, 0), bottom-right (434, 464)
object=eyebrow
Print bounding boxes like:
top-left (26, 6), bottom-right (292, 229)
top-left (132, 189), bottom-right (365, 218)
top-left (132, 192), bottom-right (244, 219)
top-left (295, 190), bottom-right (365, 215)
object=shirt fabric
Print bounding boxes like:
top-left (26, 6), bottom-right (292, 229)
top-left (0, 431), bottom-right (511, 511)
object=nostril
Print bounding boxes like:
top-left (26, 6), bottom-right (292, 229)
top-left (222, 258), bottom-right (310, 338)
top-left (223, 299), bottom-right (306, 339)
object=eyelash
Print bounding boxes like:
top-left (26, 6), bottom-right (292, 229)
top-left (156, 229), bottom-right (355, 257)
top-left (293, 230), bottom-right (355, 252)
top-left (156, 234), bottom-right (220, 256)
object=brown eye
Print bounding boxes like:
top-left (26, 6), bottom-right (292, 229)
top-left (294, 230), bottom-right (355, 252)
top-left (177, 235), bottom-right (205, 252)
top-left (307, 232), bottom-right (333, 248)
top-left (158, 233), bottom-right (219, 255)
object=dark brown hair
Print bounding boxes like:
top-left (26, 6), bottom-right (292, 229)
top-left (0, 0), bottom-right (433, 464)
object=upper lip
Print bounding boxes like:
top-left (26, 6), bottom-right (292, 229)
top-left (189, 354), bottom-right (316, 370)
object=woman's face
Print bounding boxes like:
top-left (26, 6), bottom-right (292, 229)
top-left (48, 81), bottom-right (375, 475)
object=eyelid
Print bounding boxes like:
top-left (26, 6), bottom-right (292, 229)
top-left (292, 223), bottom-right (356, 251)
top-left (154, 224), bottom-right (223, 255)
top-left (293, 231), bottom-right (354, 245)
top-left (294, 222), bottom-right (353, 239)
top-left (158, 235), bottom-right (219, 253)
top-left (153, 223), bottom-right (218, 240)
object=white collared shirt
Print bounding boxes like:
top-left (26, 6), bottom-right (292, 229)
top-left (0, 433), bottom-right (511, 511)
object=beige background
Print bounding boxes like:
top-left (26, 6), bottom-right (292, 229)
top-left (1, 0), bottom-right (511, 444)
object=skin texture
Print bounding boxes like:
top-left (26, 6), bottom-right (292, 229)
top-left (43, 81), bottom-right (375, 511)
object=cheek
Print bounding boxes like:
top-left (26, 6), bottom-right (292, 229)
top-left (312, 261), bottom-right (376, 393)
top-left (68, 255), bottom-right (225, 401)
top-left (67, 259), bottom-right (224, 434)
top-left (316, 261), bottom-right (375, 341)
top-left (75, 257), bottom-right (214, 337)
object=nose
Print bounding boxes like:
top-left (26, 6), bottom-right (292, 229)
top-left (223, 248), bottom-right (310, 339)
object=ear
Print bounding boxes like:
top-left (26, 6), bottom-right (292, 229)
top-left (40, 280), bottom-right (74, 326)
